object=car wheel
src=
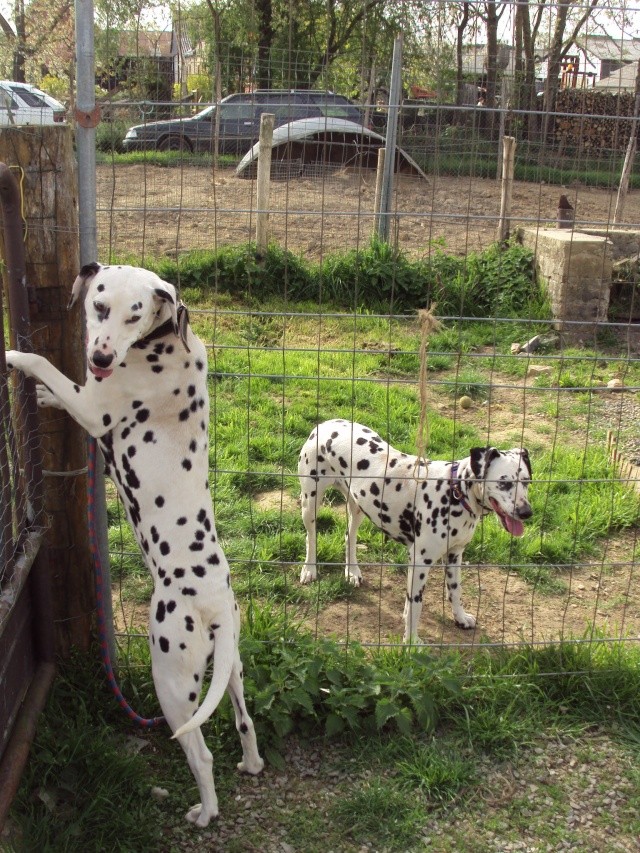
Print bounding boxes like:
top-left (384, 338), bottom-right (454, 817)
top-left (158, 135), bottom-right (191, 152)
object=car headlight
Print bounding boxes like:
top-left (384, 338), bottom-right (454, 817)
top-left (125, 128), bottom-right (138, 139)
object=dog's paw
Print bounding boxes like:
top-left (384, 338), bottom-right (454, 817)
top-left (299, 566), bottom-right (317, 584)
top-left (345, 568), bottom-right (363, 587)
top-left (454, 612), bottom-right (477, 630)
top-left (5, 350), bottom-right (21, 372)
top-left (36, 384), bottom-right (62, 409)
top-left (186, 802), bottom-right (218, 827)
top-left (237, 755), bottom-right (264, 775)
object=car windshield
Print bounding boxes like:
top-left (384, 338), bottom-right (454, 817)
top-left (9, 86), bottom-right (47, 108)
top-left (193, 105), bottom-right (215, 120)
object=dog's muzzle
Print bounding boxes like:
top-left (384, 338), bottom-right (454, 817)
top-left (90, 350), bottom-right (115, 378)
top-left (489, 498), bottom-right (532, 537)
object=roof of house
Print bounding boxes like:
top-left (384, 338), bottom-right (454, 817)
top-left (118, 31), bottom-right (174, 58)
top-left (576, 34), bottom-right (640, 63)
top-left (594, 61), bottom-right (640, 90)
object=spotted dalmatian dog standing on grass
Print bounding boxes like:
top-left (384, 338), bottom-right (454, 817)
top-left (298, 419), bottom-right (533, 642)
top-left (5, 263), bottom-right (263, 827)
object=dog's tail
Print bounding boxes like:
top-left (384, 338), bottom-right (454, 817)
top-left (171, 605), bottom-right (236, 739)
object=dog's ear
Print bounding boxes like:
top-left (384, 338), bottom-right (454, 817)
top-left (69, 262), bottom-right (101, 309)
top-left (520, 448), bottom-right (532, 477)
top-left (469, 446), bottom-right (501, 479)
top-left (153, 284), bottom-right (191, 352)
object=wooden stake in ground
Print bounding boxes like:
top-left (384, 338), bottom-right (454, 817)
top-left (496, 136), bottom-right (516, 243)
top-left (614, 58), bottom-right (640, 224)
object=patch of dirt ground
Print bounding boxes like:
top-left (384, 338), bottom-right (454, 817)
top-left (96, 164), bottom-right (640, 260)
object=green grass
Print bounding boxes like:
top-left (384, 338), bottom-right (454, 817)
top-left (9, 622), bottom-right (640, 851)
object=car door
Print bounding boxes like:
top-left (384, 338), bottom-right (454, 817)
top-left (217, 101), bottom-right (261, 154)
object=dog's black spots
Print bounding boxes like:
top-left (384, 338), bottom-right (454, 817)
top-left (193, 673), bottom-right (199, 682)
top-left (166, 600), bottom-right (176, 613)
top-left (388, 457), bottom-right (398, 468)
top-left (207, 553), bottom-right (220, 565)
top-left (141, 539), bottom-right (150, 554)
top-left (102, 414), bottom-right (112, 427)
top-left (379, 513), bottom-right (392, 525)
top-left (356, 437), bottom-right (367, 445)
top-left (163, 577), bottom-right (171, 587)
top-left (182, 458), bottom-right (192, 471)
top-left (369, 441), bottom-right (382, 454)
top-left (370, 482), bottom-right (380, 496)
top-left (206, 652), bottom-right (213, 664)
top-left (189, 692), bottom-right (197, 702)
top-left (173, 388), bottom-right (180, 396)
top-left (180, 642), bottom-right (187, 650)
top-left (226, 573), bottom-right (231, 587)
top-left (435, 479), bottom-right (444, 492)
top-left (155, 495), bottom-right (165, 507)
top-left (190, 400), bottom-right (198, 413)
top-left (197, 509), bottom-right (207, 523)
top-left (136, 408), bottom-right (150, 423)
top-left (192, 565), bottom-right (206, 577)
top-left (151, 366), bottom-right (164, 374)
top-left (127, 445), bottom-right (137, 458)
top-left (73, 384), bottom-right (80, 393)
top-left (185, 615), bottom-right (194, 632)
top-left (131, 400), bottom-right (143, 409)
top-left (160, 541), bottom-right (170, 557)
top-left (449, 582), bottom-right (458, 590)
top-left (331, 431), bottom-right (339, 439)
top-left (338, 456), bottom-right (348, 469)
top-left (187, 384), bottom-right (196, 397)
top-left (195, 358), bottom-right (204, 371)
top-left (151, 526), bottom-right (160, 544)
top-left (146, 354), bottom-right (159, 363)
top-left (159, 636), bottom-right (170, 653)
top-left (240, 722), bottom-right (249, 734)
top-left (173, 568), bottom-right (185, 578)
top-left (194, 530), bottom-right (205, 541)
top-left (189, 542), bottom-right (204, 552)
top-left (498, 479), bottom-right (513, 491)
top-left (450, 528), bottom-right (458, 536)
top-left (189, 439), bottom-right (197, 453)
top-left (177, 516), bottom-right (187, 526)
top-left (156, 601), bottom-right (166, 622)
top-left (182, 587), bottom-right (197, 596)
top-left (120, 427), bottom-right (131, 442)
top-left (357, 459), bottom-right (370, 471)
top-left (413, 593), bottom-right (422, 603)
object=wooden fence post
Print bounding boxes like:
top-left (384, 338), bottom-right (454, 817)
top-left (256, 113), bottom-right (274, 255)
top-left (0, 127), bottom-right (94, 656)
top-left (496, 136), bottom-right (516, 243)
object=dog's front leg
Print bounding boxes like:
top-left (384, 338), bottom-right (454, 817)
top-left (445, 551), bottom-right (476, 629)
top-left (6, 351), bottom-right (113, 437)
top-left (403, 552), bottom-right (432, 643)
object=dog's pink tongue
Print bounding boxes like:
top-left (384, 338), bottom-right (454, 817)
top-left (502, 514), bottom-right (524, 537)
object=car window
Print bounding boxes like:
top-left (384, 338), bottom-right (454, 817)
top-left (9, 86), bottom-right (47, 108)
top-left (219, 103), bottom-right (256, 122)
top-left (319, 104), bottom-right (359, 120)
top-left (0, 89), bottom-right (14, 110)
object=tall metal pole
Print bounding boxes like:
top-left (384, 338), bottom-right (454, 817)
top-left (375, 34), bottom-right (403, 242)
top-left (75, 0), bottom-right (116, 665)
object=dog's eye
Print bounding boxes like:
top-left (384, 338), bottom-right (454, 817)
top-left (126, 314), bottom-right (141, 325)
top-left (94, 301), bottom-right (106, 314)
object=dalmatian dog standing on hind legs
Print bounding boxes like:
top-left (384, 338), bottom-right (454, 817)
top-left (5, 263), bottom-right (264, 827)
top-left (298, 419), bottom-right (533, 643)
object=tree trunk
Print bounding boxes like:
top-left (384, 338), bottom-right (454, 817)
top-left (541, 0), bottom-right (570, 148)
top-left (456, 3), bottom-right (470, 108)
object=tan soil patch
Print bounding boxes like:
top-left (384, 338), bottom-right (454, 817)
top-left (97, 164), bottom-right (640, 261)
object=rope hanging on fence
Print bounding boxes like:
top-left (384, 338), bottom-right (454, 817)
top-left (414, 305), bottom-right (442, 480)
top-left (87, 436), bottom-right (165, 729)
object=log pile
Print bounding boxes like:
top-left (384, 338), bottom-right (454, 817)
top-left (555, 90), bottom-right (639, 152)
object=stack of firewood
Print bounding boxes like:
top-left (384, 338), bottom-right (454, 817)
top-left (555, 90), bottom-right (639, 152)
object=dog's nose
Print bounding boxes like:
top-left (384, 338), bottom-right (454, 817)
top-left (517, 504), bottom-right (533, 520)
top-left (92, 351), bottom-right (114, 369)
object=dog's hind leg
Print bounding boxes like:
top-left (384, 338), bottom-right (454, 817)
top-left (226, 650), bottom-right (265, 776)
top-left (344, 494), bottom-right (364, 586)
top-left (299, 471), bottom-right (331, 584)
top-left (153, 668), bottom-right (219, 827)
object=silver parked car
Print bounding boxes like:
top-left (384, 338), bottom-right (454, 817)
top-left (0, 80), bottom-right (67, 126)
